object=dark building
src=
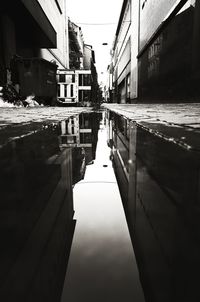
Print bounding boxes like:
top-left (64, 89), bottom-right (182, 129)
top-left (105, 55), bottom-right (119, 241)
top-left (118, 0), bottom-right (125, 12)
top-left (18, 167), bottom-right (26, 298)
top-left (0, 120), bottom-right (75, 302)
top-left (0, 0), bottom-right (69, 104)
top-left (111, 0), bottom-right (200, 103)
top-left (83, 44), bottom-right (99, 105)
top-left (0, 1), bottom-right (56, 82)
top-left (138, 0), bottom-right (200, 101)
top-left (106, 106), bottom-right (200, 302)
top-left (68, 20), bottom-right (84, 70)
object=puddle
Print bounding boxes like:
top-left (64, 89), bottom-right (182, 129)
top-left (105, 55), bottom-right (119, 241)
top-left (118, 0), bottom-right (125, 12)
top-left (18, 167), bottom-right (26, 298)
top-left (0, 110), bottom-right (144, 301)
top-left (107, 109), bottom-right (200, 302)
top-left (61, 113), bottom-right (144, 302)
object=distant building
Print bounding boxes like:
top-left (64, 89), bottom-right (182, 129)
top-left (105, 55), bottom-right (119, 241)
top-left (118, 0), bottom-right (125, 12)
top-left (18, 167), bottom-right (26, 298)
top-left (57, 25), bottom-right (99, 106)
top-left (57, 69), bottom-right (92, 105)
top-left (105, 63), bottom-right (114, 103)
top-left (83, 44), bottom-right (98, 105)
top-left (68, 20), bottom-right (84, 69)
top-left (110, 0), bottom-right (138, 104)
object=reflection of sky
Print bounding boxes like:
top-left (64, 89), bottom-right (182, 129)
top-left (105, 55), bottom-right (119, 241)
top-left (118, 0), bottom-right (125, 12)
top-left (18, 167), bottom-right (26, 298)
top-left (61, 124), bottom-right (144, 302)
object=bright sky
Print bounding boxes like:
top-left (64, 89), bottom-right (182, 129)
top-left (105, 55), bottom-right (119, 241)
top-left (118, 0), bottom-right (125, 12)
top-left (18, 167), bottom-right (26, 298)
top-left (66, 0), bottom-right (123, 85)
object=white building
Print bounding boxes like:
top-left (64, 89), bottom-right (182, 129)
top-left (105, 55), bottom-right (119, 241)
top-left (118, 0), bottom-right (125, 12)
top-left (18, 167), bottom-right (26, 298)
top-left (39, 0), bottom-right (69, 69)
top-left (57, 69), bottom-right (92, 105)
top-left (111, 0), bottom-right (139, 103)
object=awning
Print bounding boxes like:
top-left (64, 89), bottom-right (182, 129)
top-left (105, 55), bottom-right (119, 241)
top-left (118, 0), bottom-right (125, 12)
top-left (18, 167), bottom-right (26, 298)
top-left (0, 0), bottom-right (57, 48)
top-left (20, 0), bottom-right (56, 47)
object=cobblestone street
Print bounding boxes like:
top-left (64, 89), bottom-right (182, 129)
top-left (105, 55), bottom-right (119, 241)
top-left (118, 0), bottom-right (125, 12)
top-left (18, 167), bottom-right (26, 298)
top-left (103, 103), bottom-right (200, 152)
top-left (103, 102), bottom-right (200, 302)
top-left (0, 107), bottom-right (93, 147)
top-left (0, 107), bottom-right (93, 126)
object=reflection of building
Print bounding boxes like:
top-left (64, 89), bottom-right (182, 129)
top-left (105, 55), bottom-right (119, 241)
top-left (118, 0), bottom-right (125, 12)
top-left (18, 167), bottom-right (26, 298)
top-left (110, 0), bottom-right (200, 103)
top-left (58, 113), bottom-right (95, 149)
top-left (58, 112), bottom-right (101, 184)
top-left (59, 115), bottom-right (80, 146)
top-left (58, 113), bottom-right (99, 151)
top-left (106, 107), bottom-right (200, 302)
top-left (0, 123), bottom-right (75, 301)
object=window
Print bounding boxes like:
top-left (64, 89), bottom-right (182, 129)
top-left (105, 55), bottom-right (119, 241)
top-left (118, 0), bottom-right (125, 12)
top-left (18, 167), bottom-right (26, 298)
top-left (59, 74), bottom-right (65, 82)
top-left (71, 85), bottom-right (74, 97)
top-left (83, 74), bottom-right (91, 86)
top-left (64, 85), bottom-right (67, 97)
top-left (79, 74), bottom-right (83, 86)
top-left (57, 84), bottom-right (60, 97)
top-left (79, 74), bottom-right (91, 86)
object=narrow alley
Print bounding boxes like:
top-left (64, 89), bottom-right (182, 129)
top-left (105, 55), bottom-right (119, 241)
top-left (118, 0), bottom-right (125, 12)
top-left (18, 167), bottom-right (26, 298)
top-left (1, 0), bottom-right (200, 302)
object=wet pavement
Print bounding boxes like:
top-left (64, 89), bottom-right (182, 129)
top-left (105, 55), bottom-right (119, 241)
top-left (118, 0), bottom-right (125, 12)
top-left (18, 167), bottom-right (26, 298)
top-left (104, 103), bottom-right (200, 302)
top-left (102, 103), bottom-right (200, 126)
top-left (0, 109), bottom-right (95, 302)
top-left (0, 107), bottom-right (93, 148)
top-left (2, 103), bottom-right (200, 301)
top-left (0, 108), bottom-right (145, 302)
top-left (0, 107), bottom-right (93, 126)
top-left (102, 103), bottom-right (200, 153)
top-left (61, 117), bottom-right (145, 302)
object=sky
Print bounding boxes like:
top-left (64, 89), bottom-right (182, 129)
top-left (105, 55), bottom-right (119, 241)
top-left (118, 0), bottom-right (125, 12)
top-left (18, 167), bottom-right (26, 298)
top-left (67, 0), bottom-right (124, 85)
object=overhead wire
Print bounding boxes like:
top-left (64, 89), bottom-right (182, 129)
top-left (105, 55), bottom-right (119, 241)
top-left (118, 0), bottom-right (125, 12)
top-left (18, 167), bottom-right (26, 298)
top-left (75, 21), bottom-right (131, 26)
top-left (75, 22), bottom-right (117, 26)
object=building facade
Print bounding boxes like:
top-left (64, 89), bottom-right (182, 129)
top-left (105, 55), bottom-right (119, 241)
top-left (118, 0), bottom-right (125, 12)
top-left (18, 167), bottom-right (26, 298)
top-left (39, 0), bottom-right (69, 69)
top-left (111, 0), bottom-right (133, 104)
top-left (57, 29), bottom-right (99, 106)
top-left (57, 69), bottom-right (92, 105)
top-left (0, 0), bottom-right (69, 104)
top-left (68, 20), bottom-right (84, 69)
top-left (110, 0), bottom-right (200, 103)
top-left (83, 44), bottom-right (99, 105)
top-left (0, 1), bottom-right (99, 106)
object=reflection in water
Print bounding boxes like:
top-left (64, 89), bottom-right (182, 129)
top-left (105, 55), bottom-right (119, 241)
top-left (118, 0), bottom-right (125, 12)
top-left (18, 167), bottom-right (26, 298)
top-left (0, 123), bottom-right (75, 302)
top-left (0, 111), bottom-right (121, 302)
top-left (58, 112), bottom-right (101, 185)
top-left (0, 111), bottom-right (146, 302)
top-left (107, 110), bottom-right (200, 302)
top-left (61, 115), bottom-right (144, 302)
top-left (0, 112), bottom-right (100, 301)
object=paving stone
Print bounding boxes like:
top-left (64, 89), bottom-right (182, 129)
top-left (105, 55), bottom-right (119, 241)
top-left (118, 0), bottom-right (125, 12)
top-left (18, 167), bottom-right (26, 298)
top-left (102, 103), bottom-right (200, 153)
top-left (0, 107), bottom-right (93, 147)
